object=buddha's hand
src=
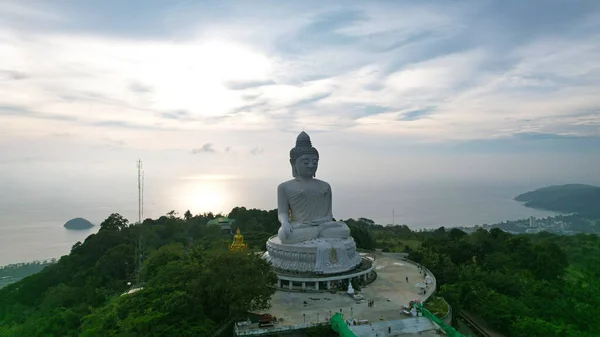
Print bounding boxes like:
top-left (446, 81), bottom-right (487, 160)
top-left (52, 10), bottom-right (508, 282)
top-left (281, 221), bottom-right (293, 240)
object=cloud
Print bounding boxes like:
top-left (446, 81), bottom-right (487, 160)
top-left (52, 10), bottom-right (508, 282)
top-left (250, 147), bottom-right (264, 156)
top-left (224, 80), bottom-right (275, 90)
top-left (0, 0), bottom-right (599, 149)
top-left (192, 143), bottom-right (216, 154)
top-left (91, 120), bottom-right (168, 130)
top-left (0, 156), bottom-right (45, 164)
top-left (230, 101), bottom-right (269, 114)
top-left (129, 82), bottom-right (153, 93)
top-left (398, 108), bottom-right (435, 122)
top-left (0, 104), bottom-right (78, 121)
top-left (0, 70), bottom-right (29, 80)
top-left (288, 92), bottom-right (333, 108)
top-left (104, 138), bottom-right (126, 147)
top-left (513, 132), bottom-right (590, 141)
top-left (3, 0), bottom-right (600, 228)
top-left (48, 132), bottom-right (74, 138)
top-left (275, 10), bottom-right (367, 54)
top-left (161, 110), bottom-right (191, 120)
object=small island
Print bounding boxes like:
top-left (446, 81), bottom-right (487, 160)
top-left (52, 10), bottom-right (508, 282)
top-left (64, 217), bottom-right (94, 230)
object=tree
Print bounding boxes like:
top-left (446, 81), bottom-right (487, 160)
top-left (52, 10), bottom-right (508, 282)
top-left (530, 241), bottom-right (568, 280)
top-left (193, 250), bottom-right (277, 319)
top-left (99, 213), bottom-right (129, 231)
top-left (349, 226), bottom-right (376, 250)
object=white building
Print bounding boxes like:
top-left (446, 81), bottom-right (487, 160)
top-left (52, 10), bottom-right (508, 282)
top-left (529, 216), bottom-right (536, 228)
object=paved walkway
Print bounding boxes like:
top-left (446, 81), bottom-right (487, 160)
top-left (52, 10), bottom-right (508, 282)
top-left (349, 317), bottom-right (440, 337)
top-left (244, 254), bottom-right (436, 329)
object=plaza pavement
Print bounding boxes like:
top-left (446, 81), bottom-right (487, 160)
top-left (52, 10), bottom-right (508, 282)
top-left (249, 254), bottom-right (437, 335)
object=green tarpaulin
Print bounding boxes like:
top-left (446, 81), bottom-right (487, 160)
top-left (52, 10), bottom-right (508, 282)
top-left (328, 302), bottom-right (468, 337)
top-left (329, 313), bottom-right (357, 337)
top-left (416, 302), bottom-right (468, 337)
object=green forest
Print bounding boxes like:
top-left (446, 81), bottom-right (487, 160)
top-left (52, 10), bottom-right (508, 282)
top-left (1, 208), bottom-right (599, 336)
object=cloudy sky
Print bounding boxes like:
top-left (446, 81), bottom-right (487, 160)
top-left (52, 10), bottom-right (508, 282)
top-left (1, 0), bottom-right (600, 225)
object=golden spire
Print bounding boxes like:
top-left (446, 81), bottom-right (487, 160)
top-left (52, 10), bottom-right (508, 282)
top-left (229, 228), bottom-right (248, 251)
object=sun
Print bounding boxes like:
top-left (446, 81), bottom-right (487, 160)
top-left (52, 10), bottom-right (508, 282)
top-left (180, 180), bottom-right (228, 214)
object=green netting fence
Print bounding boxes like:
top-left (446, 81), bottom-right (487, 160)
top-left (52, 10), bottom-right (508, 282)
top-left (415, 302), bottom-right (469, 337)
top-left (329, 313), bottom-right (358, 337)
top-left (328, 302), bottom-right (469, 337)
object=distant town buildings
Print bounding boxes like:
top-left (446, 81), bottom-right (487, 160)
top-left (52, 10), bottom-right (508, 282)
top-left (487, 215), bottom-right (578, 235)
top-left (454, 215), bottom-right (584, 235)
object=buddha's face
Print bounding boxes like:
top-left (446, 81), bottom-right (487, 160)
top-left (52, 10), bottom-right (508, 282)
top-left (293, 154), bottom-right (319, 178)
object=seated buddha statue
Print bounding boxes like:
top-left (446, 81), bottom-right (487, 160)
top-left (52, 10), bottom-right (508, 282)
top-left (230, 228), bottom-right (248, 251)
top-left (277, 131), bottom-right (351, 244)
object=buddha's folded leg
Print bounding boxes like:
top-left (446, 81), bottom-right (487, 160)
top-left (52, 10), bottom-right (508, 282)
top-left (318, 221), bottom-right (351, 238)
top-left (278, 225), bottom-right (319, 244)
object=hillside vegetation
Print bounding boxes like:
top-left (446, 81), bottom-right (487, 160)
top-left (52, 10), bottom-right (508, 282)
top-left (410, 227), bottom-right (600, 336)
top-left (1, 208), bottom-right (599, 336)
top-left (0, 211), bottom-right (278, 337)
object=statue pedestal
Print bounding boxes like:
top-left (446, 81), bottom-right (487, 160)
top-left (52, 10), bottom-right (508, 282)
top-left (263, 236), bottom-right (361, 275)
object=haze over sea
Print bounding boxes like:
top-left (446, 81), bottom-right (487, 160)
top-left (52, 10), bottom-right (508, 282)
top-left (2, 174), bottom-right (592, 266)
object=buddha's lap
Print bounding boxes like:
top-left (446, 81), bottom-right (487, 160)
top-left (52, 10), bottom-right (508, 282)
top-left (278, 226), bottom-right (318, 243)
top-left (292, 220), bottom-right (346, 229)
top-left (319, 225), bottom-right (350, 238)
top-left (291, 221), bottom-right (349, 238)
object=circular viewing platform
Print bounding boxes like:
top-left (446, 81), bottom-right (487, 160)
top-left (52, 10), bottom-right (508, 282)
top-left (271, 256), bottom-right (375, 292)
top-left (236, 254), bottom-right (438, 336)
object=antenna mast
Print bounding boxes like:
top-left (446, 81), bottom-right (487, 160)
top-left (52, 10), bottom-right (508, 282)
top-left (135, 159), bottom-right (145, 287)
top-left (141, 166), bottom-right (144, 221)
top-left (137, 159), bottom-right (143, 224)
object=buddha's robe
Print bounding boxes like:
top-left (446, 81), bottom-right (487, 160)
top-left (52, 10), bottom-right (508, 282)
top-left (277, 179), bottom-right (350, 244)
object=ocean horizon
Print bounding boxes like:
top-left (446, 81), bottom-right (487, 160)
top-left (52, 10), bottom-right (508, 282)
top-left (0, 179), bottom-right (563, 266)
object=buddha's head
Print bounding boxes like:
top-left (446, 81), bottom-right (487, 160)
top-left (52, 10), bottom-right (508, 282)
top-left (290, 131), bottom-right (319, 178)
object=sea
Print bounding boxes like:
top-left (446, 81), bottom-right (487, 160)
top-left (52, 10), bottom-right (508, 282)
top-left (0, 180), bottom-right (562, 266)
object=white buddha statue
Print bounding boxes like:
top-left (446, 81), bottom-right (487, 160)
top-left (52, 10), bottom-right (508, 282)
top-left (277, 131), bottom-right (351, 244)
top-left (263, 131), bottom-right (361, 275)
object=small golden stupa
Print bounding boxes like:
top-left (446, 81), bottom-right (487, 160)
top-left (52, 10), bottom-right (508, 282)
top-left (229, 228), bottom-right (248, 251)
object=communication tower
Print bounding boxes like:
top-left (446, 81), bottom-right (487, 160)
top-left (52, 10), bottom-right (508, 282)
top-left (135, 159), bottom-right (145, 287)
